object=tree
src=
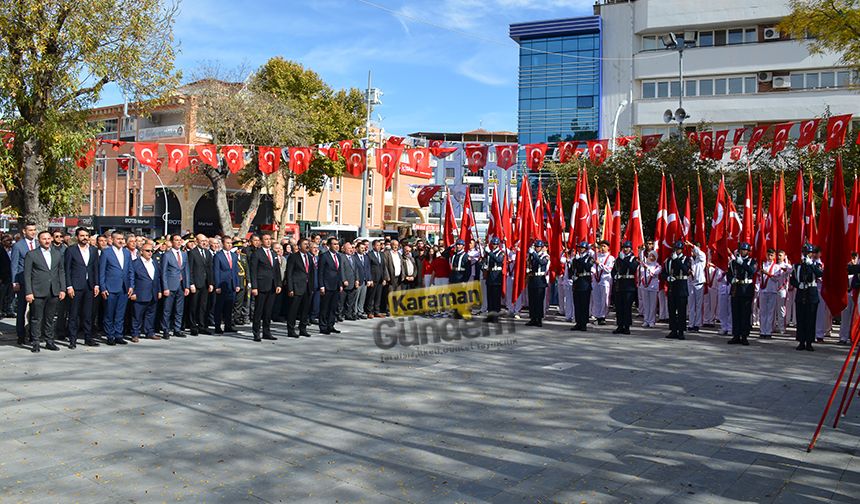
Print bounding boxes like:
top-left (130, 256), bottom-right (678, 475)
top-left (780, 1), bottom-right (860, 69)
top-left (0, 0), bottom-right (180, 227)
top-left (191, 77), bottom-right (307, 237)
top-left (254, 58), bottom-right (366, 238)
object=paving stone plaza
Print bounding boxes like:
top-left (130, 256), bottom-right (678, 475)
top-left (0, 315), bottom-right (859, 503)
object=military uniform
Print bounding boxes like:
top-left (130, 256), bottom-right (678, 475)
top-left (791, 247), bottom-right (824, 350)
top-left (612, 245), bottom-right (639, 334)
top-left (483, 241), bottom-right (505, 321)
top-left (661, 245), bottom-right (692, 340)
top-left (569, 244), bottom-right (594, 331)
top-left (232, 246), bottom-right (250, 326)
top-left (526, 242), bottom-right (549, 327)
top-left (727, 245), bottom-right (757, 345)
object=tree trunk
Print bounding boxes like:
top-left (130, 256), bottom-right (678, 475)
top-left (275, 172), bottom-right (294, 241)
top-left (21, 137), bottom-right (49, 229)
top-left (204, 167), bottom-right (234, 236)
top-left (238, 176), bottom-right (263, 238)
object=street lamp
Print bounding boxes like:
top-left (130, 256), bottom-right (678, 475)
top-left (661, 31), bottom-right (696, 135)
top-left (358, 70), bottom-right (383, 238)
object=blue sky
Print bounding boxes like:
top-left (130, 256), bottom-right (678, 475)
top-left (98, 0), bottom-right (594, 135)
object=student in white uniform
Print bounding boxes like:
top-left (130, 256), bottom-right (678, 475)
top-left (686, 241), bottom-right (707, 331)
top-left (813, 248), bottom-right (832, 341)
top-left (559, 248), bottom-right (574, 322)
top-left (758, 249), bottom-right (792, 339)
top-left (590, 240), bottom-right (615, 325)
top-left (640, 250), bottom-right (661, 328)
top-left (717, 266), bottom-right (732, 335)
top-left (702, 261), bottom-right (720, 327)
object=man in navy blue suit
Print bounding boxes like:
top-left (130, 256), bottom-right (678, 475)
top-left (286, 238), bottom-right (314, 338)
top-left (213, 235), bottom-right (240, 334)
top-left (64, 227), bottom-right (100, 348)
top-left (317, 237), bottom-right (343, 334)
top-left (128, 244), bottom-right (162, 341)
top-left (11, 222), bottom-right (38, 345)
top-left (99, 231), bottom-right (132, 346)
top-left (161, 234), bottom-right (190, 339)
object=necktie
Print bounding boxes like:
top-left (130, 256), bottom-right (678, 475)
top-left (28, 240), bottom-right (33, 251)
top-left (266, 249), bottom-right (272, 266)
top-left (303, 253), bottom-right (308, 273)
top-left (175, 250), bottom-right (182, 267)
top-left (333, 252), bottom-right (339, 269)
top-left (226, 250), bottom-right (232, 268)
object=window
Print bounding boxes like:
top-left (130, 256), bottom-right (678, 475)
top-left (577, 96), bottom-right (594, 108)
top-left (744, 76), bottom-right (756, 93)
top-left (657, 81), bottom-right (669, 98)
top-left (837, 71), bottom-right (851, 87)
top-left (715, 78), bottom-right (727, 95)
top-left (445, 167), bottom-right (456, 179)
top-left (686, 80), bottom-right (697, 97)
top-left (728, 29), bottom-right (744, 45)
top-left (699, 79), bottom-right (713, 95)
top-left (642, 35), bottom-right (658, 51)
top-left (367, 171), bottom-right (374, 195)
top-left (698, 31), bottom-right (713, 47)
top-left (714, 30), bottom-right (727, 46)
top-left (745, 28), bottom-right (757, 43)
top-left (333, 201), bottom-right (341, 223)
top-left (366, 204), bottom-right (373, 222)
top-left (670, 81), bottom-right (681, 97)
top-left (296, 197), bottom-right (304, 220)
top-left (469, 185), bottom-right (483, 195)
top-left (547, 85), bottom-right (562, 98)
top-left (728, 77), bottom-right (743, 94)
top-left (791, 73), bottom-right (804, 89)
top-left (805, 72), bottom-right (819, 88)
top-left (821, 71), bottom-right (835, 88)
top-left (473, 201), bottom-right (485, 213)
top-left (335, 176), bottom-right (342, 191)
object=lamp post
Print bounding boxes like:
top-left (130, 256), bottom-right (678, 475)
top-left (358, 71), bottom-right (383, 238)
top-left (661, 32), bottom-right (696, 136)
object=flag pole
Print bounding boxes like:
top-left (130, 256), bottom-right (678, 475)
top-left (836, 292), bottom-right (860, 421)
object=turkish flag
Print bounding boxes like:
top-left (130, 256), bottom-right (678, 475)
top-left (848, 176), bottom-right (860, 253)
top-left (687, 131), bottom-right (699, 146)
top-left (786, 170), bottom-right (805, 264)
top-left (741, 170), bottom-right (754, 245)
top-left (825, 113), bottom-right (853, 152)
top-left (443, 190), bottom-right (459, 248)
top-left (165, 144), bottom-right (190, 173)
top-left (376, 146), bottom-right (403, 189)
top-left (570, 169), bottom-right (591, 248)
top-left (747, 125), bottom-right (769, 153)
top-left (805, 177), bottom-right (818, 246)
top-left (730, 145), bottom-right (744, 161)
top-left (196, 144), bottom-right (219, 168)
top-left (732, 128), bottom-right (747, 146)
top-left (695, 176), bottom-right (707, 248)
top-left (698, 131), bottom-right (713, 160)
top-left (589, 177), bottom-right (599, 244)
top-left (221, 145), bottom-right (245, 173)
top-left (623, 172), bottom-right (644, 253)
top-left (616, 136), bottom-right (635, 148)
top-left (818, 179), bottom-right (830, 249)
top-left (99, 139), bottom-right (125, 151)
top-left (460, 190), bottom-right (476, 244)
top-left (682, 187), bottom-right (691, 245)
top-left (525, 143), bottom-right (548, 171)
top-left (339, 140), bottom-right (354, 158)
top-left (587, 140), bottom-right (608, 165)
top-left (512, 177), bottom-right (535, 302)
top-left (153, 158), bottom-right (164, 175)
top-left (641, 134), bottom-right (662, 153)
top-left (320, 146), bottom-right (339, 162)
top-left (344, 148), bottom-right (367, 177)
top-left (712, 130), bottom-right (729, 160)
top-left (770, 122), bottom-right (794, 157)
top-left (402, 147), bottom-right (432, 178)
top-left (662, 179), bottom-right (681, 260)
top-left (429, 140), bottom-right (457, 159)
top-left (385, 136), bottom-right (404, 148)
top-left (610, 189), bottom-right (622, 257)
top-left (258, 146), bottom-right (280, 175)
top-left (773, 172), bottom-right (787, 252)
top-left (809, 143), bottom-right (821, 154)
top-left (2, 131), bottom-right (15, 150)
top-left (487, 184), bottom-right (503, 242)
top-left (188, 156), bottom-right (201, 174)
top-left (502, 188), bottom-right (512, 247)
top-left (654, 174), bottom-right (668, 261)
top-left (416, 185), bottom-right (442, 208)
top-left (495, 144), bottom-right (518, 170)
top-left (134, 142), bottom-right (159, 168)
top-left (821, 157), bottom-right (851, 314)
top-left (755, 180), bottom-right (769, 264)
top-left (797, 119), bottom-right (820, 149)
top-left (117, 158), bottom-right (130, 171)
top-left (708, 176), bottom-right (729, 269)
top-left (287, 147), bottom-right (312, 175)
top-left (557, 141), bottom-right (576, 163)
top-left (464, 144), bottom-right (488, 173)
top-left (534, 183), bottom-right (545, 242)
top-left (76, 139), bottom-right (96, 170)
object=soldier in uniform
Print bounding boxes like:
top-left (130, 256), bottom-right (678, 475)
top-left (526, 240), bottom-right (549, 327)
top-left (791, 243), bottom-right (824, 351)
top-left (727, 242), bottom-right (756, 346)
top-left (232, 238), bottom-right (250, 326)
top-left (661, 240), bottom-right (692, 340)
top-left (483, 237), bottom-right (505, 322)
top-left (569, 241), bottom-right (594, 332)
top-left (612, 240), bottom-right (638, 335)
top-left (447, 239), bottom-right (471, 284)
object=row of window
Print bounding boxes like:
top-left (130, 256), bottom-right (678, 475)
top-left (790, 70), bottom-right (853, 89)
top-left (519, 84), bottom-right (597, 99)
top-left (642, 70), bottom-right (854, 99)
top-left (520, 96), bottom-right (597, 110)
top-left (642, 27), bottom-right (760, 51)
top-left (519, 34), bottom-right (599, 53)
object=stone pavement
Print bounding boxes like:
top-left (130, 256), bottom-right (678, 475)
top-left (0, 313), bottom-right (859, 503)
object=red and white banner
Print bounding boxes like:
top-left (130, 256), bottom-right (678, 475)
top-left (258, 146), bottom-right (280, 175)
top-left (495, 144), bottom-right (518, 170)
top-left (401, 147), bottom-right (432, 178)
top-left (464, 144), bottom-right (488, 173)
top-left (525, 143), bottom-right (548, 171)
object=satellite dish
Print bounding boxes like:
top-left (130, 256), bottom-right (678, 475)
top-left (675, 107), bottom-right (688, 121)
top-left (663, 109), bottom-right (674, 124)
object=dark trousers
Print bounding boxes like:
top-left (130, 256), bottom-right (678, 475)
top-left (366, 283), bottom-right (383, 315)
top-left (252, 290), bottom-right (276, 336)
top-left (573, 290), bottom-right (591, 328)
top-left (319, 289), bottom-right (338, 331)
top-left (162, 289), bottom-right (184, 334)
top-left (796, 301), bottom-right (818, 344)
top-left (53, 296), bottom-right (67, 339)
top-left (487, 283), bottom-right (502, 314)
top-left (527, 284), bottom-right (545, 323)
top-left (132, 300), bottom-right (157, 337)
top-left (287, 292), bottom-right (310, 334)
top-left (104, 292), bottom-right (128, 342)
top-left (0, 281), bottom-right (12, 314)
top-left (207, 290), bottom-right (216, 326)
top-left (310, 290), bottom-right (320, 320)
top-left (339, 288), bottom-right (357, 319)
top-left (67, 288), bottom-right (94, 343)
top-left (215, 290), bottom-right (236, 329)
top-left (29, 296), bottom-right (58, 345)
top-left (616, 290), bottom-right (635, 329)
top-left (731, 296), bottom-right (753, 338)
top-left (16, 290), bottom-right (27, 342)
top-left (187, 288), bottom-right (208, 331)
top-left (668, 295), bottom-right (688, 335)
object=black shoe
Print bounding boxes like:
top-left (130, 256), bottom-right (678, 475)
top-left (174, 332), bottom-right (186, 338)
top-left (116, 338), bottom-right (128, 345)
top-left (106, 339), bottom-right (116, 346)
top-left (534, 321), bottom-right (542, 327)
top-left (677, 334), bottom-right (686, 340)
top-left (162, 333), bottom-right (171, 340)
top-left (84, 340), bottom-right (100, 347)
top-left (262, 335), bottom-right (278, 340)
top-left (612, 328), bottom-right (622, 334)
top-left (665, 332), bottom-right (677, 339)
top-left (622, 329), bottom-right (631, 335)
top-left (45, 342), bottom-right (60, 351)
top-left (214, 328), bottom-right (224, 335)
top-left (331, 328), bottom-right (341, 334)
top-left (199, 328), bottom-right (212, 335)
top-left (224, 326), bottom-right (235, 333)
top-left (796, 343), bottom-right (806, 350)
top-left (253, 334), bottom-right (262, 342)
top-left (337, 317), bottom-right (344, 322)
top-left (68, 340), bottom-right (76, 349)
top-left (525, 321), bottom-right (536, 326)
top-left (287, 333), bottom-right (300, 338)
top-left (299, 331), bottom-right (311, 337)
top-left (597, 319), bottom-right (606, 325)
top-left (320, 330), bottom-right (331, 335)
top-left (741, 338), bottom-right (749, 346)
top-left (31, 343), bottom-right (40, 353)
top-left (190, 329), bottom-right (199, 336)
top-left (806, 344), bottom-right (815, 351)
top-left (727, 337), bottom-right (741, 344)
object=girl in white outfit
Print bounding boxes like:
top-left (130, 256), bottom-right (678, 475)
top-left (640, 251), bottom-right (661, 328)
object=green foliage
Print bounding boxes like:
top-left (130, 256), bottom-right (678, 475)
top-left (780, 0), bottom-right (860, 69)
top-left (0, 0), bottom-right (181, 223)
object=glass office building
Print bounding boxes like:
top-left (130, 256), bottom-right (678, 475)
top-left (510, 16), bottom-right (602, 145)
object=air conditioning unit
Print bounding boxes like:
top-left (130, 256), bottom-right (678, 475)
top-left (772, 76), bottom-right (791, 89)
top-left (757, 71), bottom-right (773, 83)
top-left (763, 27), bottom-right (780, 40)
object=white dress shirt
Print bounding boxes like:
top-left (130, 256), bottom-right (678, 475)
top-left (79, 244), bottom-right (90, 266)
top-left (113, 246), bottom-right (124, 269)
top-left (142, 257), bottom-right (155, 280)
top-left (40, 246), bottom-right (52, 269)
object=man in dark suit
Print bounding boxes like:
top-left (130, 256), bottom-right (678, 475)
top-left (24, 231), bottom-right (66, 352)
top-left (161, 234), bottom-right (190, 340)
top-left (99, 231), bottom-right (132, 346)
top-left (213, 235), bottom-right (241, 334)
top-left (0, 234), bottom-right (13, 318)
top-left (11, 222), bottom-right (38, 345)
top-left (286, 238), bottom-right (314, 338)
top-left (248, 232), bottom-right (281, 342)
top-left (365, 239), bottom-right (389, 318)
top-left (354, 241), bottom-right (370, 319)
top-left (383, 239), bottom-right (403, 294)
top-left (64, 227), bottom-right (100, 348)
top-left (318, 237), bottom-right (343, 334)
top-left (187, 234), bottom-right (214, 335)
top-left (526, 240), bottom-right (549, 327)
top-left (128, 244), bottom-right (162, 341)
top-left (339, 241), bottom-right (360, 320)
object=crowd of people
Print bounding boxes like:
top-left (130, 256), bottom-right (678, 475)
top-left (1, 223), bottom-right (859, 354)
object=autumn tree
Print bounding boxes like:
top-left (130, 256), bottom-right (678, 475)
top-left (780, 0), bottom-right (860, 68)
top-left (0, 0), bottom-right (180, 227)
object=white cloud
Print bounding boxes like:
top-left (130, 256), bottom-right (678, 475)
top-left (456, 54), bottom-right (509, 86)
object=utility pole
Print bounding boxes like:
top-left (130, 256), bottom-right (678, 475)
top-left (359, 71), bottom-right (382, 237)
